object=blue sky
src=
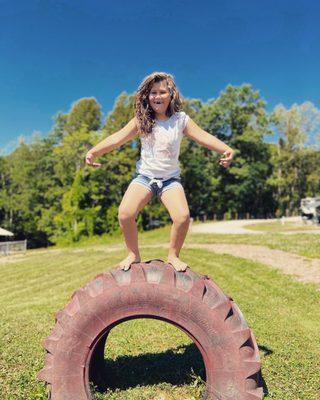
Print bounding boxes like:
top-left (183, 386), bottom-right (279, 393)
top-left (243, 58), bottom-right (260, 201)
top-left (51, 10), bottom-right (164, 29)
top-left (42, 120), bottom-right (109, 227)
top-left (0, 0), bottom-right (319, 154)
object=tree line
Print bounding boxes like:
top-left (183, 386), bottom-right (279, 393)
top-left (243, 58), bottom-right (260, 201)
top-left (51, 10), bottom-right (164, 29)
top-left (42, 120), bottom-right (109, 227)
top-left (0, 84), bottom-right (319, 248)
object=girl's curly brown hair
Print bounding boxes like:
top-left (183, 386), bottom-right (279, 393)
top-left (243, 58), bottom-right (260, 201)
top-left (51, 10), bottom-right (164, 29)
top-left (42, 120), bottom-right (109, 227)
top-left (135, 72), bottom-right (183, 137)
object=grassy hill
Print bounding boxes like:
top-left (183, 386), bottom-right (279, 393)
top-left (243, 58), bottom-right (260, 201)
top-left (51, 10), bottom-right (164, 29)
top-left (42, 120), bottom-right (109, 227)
top-left (0, 227), bottom-right (319, 399)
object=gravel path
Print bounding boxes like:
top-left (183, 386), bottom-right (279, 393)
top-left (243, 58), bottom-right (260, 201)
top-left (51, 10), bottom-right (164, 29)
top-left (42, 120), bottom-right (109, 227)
top-left (190, 219), bottom-right (270, 234)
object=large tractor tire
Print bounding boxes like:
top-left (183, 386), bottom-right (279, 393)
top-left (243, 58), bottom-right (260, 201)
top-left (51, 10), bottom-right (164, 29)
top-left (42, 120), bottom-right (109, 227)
top-left (38, 259), bottom-right (264, 399)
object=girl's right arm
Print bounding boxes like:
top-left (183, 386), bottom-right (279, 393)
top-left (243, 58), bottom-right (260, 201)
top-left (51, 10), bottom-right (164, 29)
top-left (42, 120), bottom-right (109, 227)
top-left (86, 117), bottom-right (138, 167)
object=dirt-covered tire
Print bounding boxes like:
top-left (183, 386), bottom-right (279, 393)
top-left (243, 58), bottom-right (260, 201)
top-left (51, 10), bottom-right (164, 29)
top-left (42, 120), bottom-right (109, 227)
top-left (38, 259), bottom-right (264, 400)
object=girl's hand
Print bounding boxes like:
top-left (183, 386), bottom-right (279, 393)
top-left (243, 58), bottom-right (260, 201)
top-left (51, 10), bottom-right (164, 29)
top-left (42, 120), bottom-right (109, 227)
top-left (219, 149), bottom-right (234, 168)
top-left (85, 152), bottom-right (102, 168)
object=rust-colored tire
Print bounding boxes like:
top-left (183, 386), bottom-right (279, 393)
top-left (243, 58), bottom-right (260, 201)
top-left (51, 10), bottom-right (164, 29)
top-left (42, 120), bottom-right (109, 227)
top-left (38, 259), bottom-right (264, 399)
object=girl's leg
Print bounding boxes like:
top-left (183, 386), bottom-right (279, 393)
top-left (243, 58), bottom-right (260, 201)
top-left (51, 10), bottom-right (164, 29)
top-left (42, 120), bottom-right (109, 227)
top-left (117, 182), bottom-right (153, 270)
top-left (159, 185), bottom-right (190, 271)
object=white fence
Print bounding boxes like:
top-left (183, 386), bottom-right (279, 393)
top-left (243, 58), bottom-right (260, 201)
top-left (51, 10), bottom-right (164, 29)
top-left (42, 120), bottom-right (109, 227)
top-left (0, 240), bottom-right (27, 256)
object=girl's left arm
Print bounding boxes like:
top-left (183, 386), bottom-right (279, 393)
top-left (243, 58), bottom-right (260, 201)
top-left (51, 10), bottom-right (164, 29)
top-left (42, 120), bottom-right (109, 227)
top-left (183, 117), bottom-right (235, 168)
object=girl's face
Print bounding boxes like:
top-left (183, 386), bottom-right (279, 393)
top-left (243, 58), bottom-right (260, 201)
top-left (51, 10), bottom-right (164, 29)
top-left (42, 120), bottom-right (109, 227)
top-left (148, 80), bottom-right (171, 116)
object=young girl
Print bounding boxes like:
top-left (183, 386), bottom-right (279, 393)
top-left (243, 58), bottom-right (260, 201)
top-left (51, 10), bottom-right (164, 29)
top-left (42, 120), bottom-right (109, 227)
top-left (86, 72), bottom-right (234, 272)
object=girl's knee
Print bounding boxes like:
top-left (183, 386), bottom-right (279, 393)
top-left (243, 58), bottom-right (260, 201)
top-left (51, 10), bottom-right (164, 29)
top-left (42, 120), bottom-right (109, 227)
top-left (118, 208), bottom-right (136, 223)
top-left (172, 212), bottom-right (190, 225)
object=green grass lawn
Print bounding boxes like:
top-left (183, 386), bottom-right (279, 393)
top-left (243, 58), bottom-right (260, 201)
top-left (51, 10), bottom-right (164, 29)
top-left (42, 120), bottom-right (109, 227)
top-left (0, 230), bottom-right (320, 399)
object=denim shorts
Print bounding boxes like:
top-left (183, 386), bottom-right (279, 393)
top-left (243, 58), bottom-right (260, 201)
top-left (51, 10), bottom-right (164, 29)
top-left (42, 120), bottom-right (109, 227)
top-left (130, 173), bottom-right (183, 198)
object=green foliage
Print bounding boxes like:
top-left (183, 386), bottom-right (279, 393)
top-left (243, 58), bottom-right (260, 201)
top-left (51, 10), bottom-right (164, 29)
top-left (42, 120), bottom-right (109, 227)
top-left (53, 170), bottom-right (101, 244)
top-left (181, 84), bottom-right (275, 218)
top-left (64, 97), bottom-right (103, 134)
top-left (105, 204), bottom-right (121, 234)
top-left (0, 136), bottom-right (58, 247)
top-left (269, 103), bottom-right (320, 215)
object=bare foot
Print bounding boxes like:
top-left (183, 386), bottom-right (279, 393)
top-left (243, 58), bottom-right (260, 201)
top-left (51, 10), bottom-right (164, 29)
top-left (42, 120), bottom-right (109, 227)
top-left (117, 253), bottom-right (141, 271)
top-left (167, 255), bottom-right (188, 272)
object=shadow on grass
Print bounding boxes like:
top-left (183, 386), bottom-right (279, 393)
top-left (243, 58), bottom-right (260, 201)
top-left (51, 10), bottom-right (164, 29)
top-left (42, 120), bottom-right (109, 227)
top-left (258, 344), bottom-right (272, 397)
top-left (258, 344), bottom-right (273, 357)
top-left (91, 342), bottom-right (271, 397)
top-left (92, 342), bottom-right (205, 393)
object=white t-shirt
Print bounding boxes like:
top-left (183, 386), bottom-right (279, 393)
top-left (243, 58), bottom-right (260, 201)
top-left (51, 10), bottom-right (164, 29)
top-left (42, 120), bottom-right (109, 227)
top-left (135, 111), bottom-right (190, 180)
